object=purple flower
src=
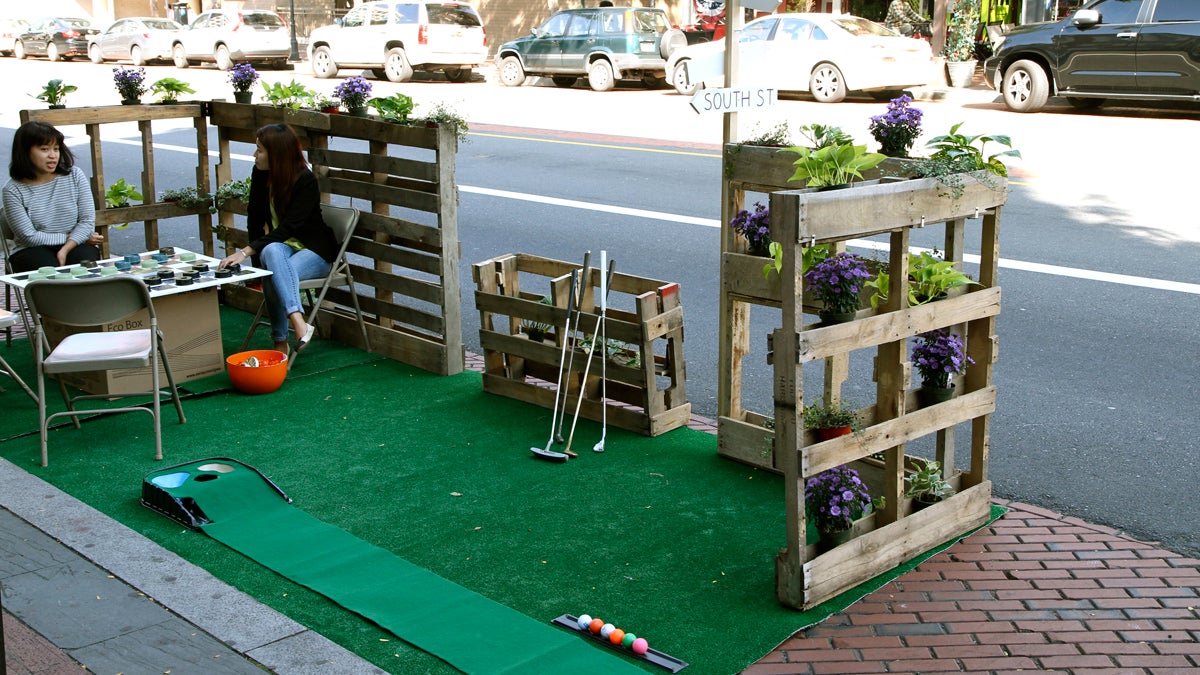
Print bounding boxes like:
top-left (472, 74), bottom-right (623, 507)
top-left (730, 202), bottom-right (771, 253)
top-left (113, 66), bottom-right (147, 100)
top-left (869, 95), bottom-right (923, 158)
top-left (805, 465), bottom-right (872, 533)
top-left (803, 253), bottom-right (873, 315)
top-left (334, 76), bottom-right (373, 109)
top-left (911, 329), bottom-right (974, 388)
top-left (228, 63), bottom-right (259, 93)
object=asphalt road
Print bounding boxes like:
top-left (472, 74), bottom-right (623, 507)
top-left (3, 57), bottom-right (1199, 559)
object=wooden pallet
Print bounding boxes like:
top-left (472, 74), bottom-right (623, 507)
top-left (472, 253), bottom-right (690, 437)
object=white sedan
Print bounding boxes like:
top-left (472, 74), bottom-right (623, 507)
top-left (667, 13), bottom-right (934, 102)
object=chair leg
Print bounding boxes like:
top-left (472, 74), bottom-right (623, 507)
top-left (240, 299), bottom-right (270, 351)
top-left (344, 274), bottom-right (371, 352)
top-left (56, 378), bottom-right (82, 430)
top-left (150, 334), bottom-right (163, 462)
top-left (157, 332), bottom-right (186, 425)
top-left (0, 354), bottom-right (37, 404)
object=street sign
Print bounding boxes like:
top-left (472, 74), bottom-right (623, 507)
top-left (689, 87), bottom-right (778, 115)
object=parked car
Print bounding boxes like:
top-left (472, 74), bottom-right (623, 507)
top-left (0, 18), bottom-right (29, 56)
top-left (666, 13), bottom-right (933, 102)
top-left (983, 0), bottom-right (1200, 113)
top-left (307, 0), bottom-right (487, 83)
top-left (496, 7), bottom-right (687, 92)
top-left (171, 9), bottom-right (290, 70)
top-left (88, 17), bottom-right (182, 66)
top-left (15, 17), bottom-right (98, 61)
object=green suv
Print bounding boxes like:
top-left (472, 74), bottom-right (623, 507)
top-left (496, 7), bottom-right (686, 91)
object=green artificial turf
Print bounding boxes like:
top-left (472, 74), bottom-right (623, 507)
top-left (0, 332), bottom-right (1002, 674)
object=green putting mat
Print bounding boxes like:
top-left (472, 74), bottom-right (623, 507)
top-left (142, 458), bottom-right (650, 674)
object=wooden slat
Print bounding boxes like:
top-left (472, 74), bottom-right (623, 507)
top-left (310, 147), bottom-right (438, 183)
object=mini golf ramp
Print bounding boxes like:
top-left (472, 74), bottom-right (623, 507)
top-left (141, 458), bottom-right (649, 674)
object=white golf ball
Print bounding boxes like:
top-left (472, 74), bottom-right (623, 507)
top-left (577, 614), bottom-right (592, 630)
top-left (600, 623), bottom-right (615, 639)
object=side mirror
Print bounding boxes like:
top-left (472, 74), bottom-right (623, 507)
top-left (1072, 9), bottom-right (1100, 27)
top-left (335, 18), bottom-right (344, 27)
top-left (530, 27), bottom-right (540, 37)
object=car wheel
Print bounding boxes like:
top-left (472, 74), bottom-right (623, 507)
top-left (672, 60), bottom-right (697, 96)
top-left (643, 74), bottom-right (667, 89)
top-left (1065, 96), bottom-right (1103, 110)
top-left (809, 63), bottom-right (846, 103)
top-left (311, 46), bottom-right (337, 78)
top-left (89, 43), bottom-right (103, 63)
top-left (1001, 59), bottom-right (1049, 113)
top-left (444, 67), bottom-right (472, 83)
top-left (659, 28), bottom-right (686, 59)
top-left (384, 47), bottom-right (413, 82)
top-left (587, 59), bottom-right (615, 92)
top-left (551, 76), bottom-right (576, 88)
top-left (14, 40), bottom-right (25, 59)
top-left (173, 44), bottom-right (189, 68)
top-left (214, 45), bottom-right (233, 70)
top-left (46, 41), bottom-right (59, 62)
top-left (497, 55), bottom-right (525, 87)
top-left (130, 44), bottom-right (145, 66)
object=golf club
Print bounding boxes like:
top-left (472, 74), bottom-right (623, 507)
top-left (554, 251), bottom-right (591, 450)
top-left (564, 251), bottom-right (615, 457)
top-left (530, 266), bottom-right (578, 463)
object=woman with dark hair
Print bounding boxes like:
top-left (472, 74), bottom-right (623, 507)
top-left (3, 121), bottom-right (102, 272)
top-left (219, 123), bottom-right (336, 353)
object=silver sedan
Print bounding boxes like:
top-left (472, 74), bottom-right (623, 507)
top-left (89, 17), bottom-right (182, 66)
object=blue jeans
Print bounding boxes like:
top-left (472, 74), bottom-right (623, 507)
top-left (260, 243), bottom-right (331, 344)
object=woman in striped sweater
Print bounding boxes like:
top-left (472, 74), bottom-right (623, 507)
top-left (3, 121), bottom-right (102, 272)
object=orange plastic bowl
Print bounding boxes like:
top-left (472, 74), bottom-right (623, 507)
top-left (226, 350), bottom-right (288, 394)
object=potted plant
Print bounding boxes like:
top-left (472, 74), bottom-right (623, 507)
top-left (944, 0), bottom-right (980, 88)
top-left (105, 178), bottom-right (143, 208)
top-left (805, 464), bottom-right (872, 551)
top-left (730, 202), bottom-right (770, 256)
top-left (113, 67), bottom-right (148, 105)
top-left (420, 101), bottom-right (470, 144)
top-left (260, 80), bottom-right (318, 110)
top-left (911, 329), bottom-right (974, 405)
top-left (150, 77), bottom-right (195, 104)
top-left (34, 79), bottom-right (77, 109)
top-left (783, 141), bottom-right (887, 189)
top-left (521, 296), bottom-right (554, 341)
top-left (158, 186), bottom-right (212, 210)
top-left (914, 122), bottom-right (1020, 198)
top-left (367, 92), bottom-right (413, 123)
top-left (334, 75), bottom-right (372, 116)
top-left (312, 95), bottom-right (340, 114)
top-left (214, 177), bottom-right (251, 210)
top-left (228, 63), bottom-right (259, 104)
top-left (803, 252), bottom-right (873, 324)
top-left (868, 94), bottom-right (923, 158)
top-left (865, 249), bottom-right (978, 308)
top-left (803, 400), bottom-right (858, 441)
top-left (904, 457), bottom-right (955, 510)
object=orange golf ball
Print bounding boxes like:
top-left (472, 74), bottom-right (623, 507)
top-left (589, 618), bottom-right (604, 634)
top-left (609, 628), bottom-right (625, 645)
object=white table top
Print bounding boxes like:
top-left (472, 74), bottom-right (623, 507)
top-left (0, 248), bottom-right (271, 299)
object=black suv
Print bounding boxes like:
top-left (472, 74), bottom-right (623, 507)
top-left (496, 7), bottom-right (686, 91)
top-left (983, 0), bottom-right (1199, 112)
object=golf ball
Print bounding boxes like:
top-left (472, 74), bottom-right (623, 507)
top-left (600, 623), bottom-right (615, 639)
top-left (632, 637), bottom-right (649, 655)
top-left (609, 628), bottom-right (625, 645)
top-left (589, 618), bottom-right (604, 634)
top-left (577, 614), bottom-right (592, 630)
top-left (621, 633), bottom-right (636, 649)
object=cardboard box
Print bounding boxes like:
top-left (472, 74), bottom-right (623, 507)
top-left (42, 288), bottom-right (224, 395)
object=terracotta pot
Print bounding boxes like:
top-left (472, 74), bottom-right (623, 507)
top-left (814, 426), bottom-right (852, 441)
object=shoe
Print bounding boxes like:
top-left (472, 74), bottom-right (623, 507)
top-left (294, 323), bottom-right (315, 353)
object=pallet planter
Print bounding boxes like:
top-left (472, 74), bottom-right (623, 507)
top-left (472, 253), bottom-right (689, 437)
top-left (763, 174), bottom-right (1005, 610)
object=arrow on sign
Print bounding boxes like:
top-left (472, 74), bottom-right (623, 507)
top-left (689, 87), bottom-right (778, 115)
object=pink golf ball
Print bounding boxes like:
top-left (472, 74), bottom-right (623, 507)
top-left (600, 623), bottom-right (615, 639)
top-left (632, 637), bottom-right (649, 655)
top-left (576, 614), bottom-right (592, 631)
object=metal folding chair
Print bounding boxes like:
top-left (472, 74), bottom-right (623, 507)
top-left (0, 210), bottom-right (34, 348)
top-left (241, 204), bottom-right (370, 367)
top-left (0, 309), bottom-right (37, 403)
top-left (25, 276), bottom-right (186, 467)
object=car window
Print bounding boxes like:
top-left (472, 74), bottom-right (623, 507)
top-left (341, 6), bottom-right (367, 27)
top-left (632, 10), bottom-right (667, 33)
top-left (145, 20), bottom-right (179, 30)
top-left (64, 19), bottom-right (91, 29)
top-left (741, 19), bottom-right (776, 43)
top-left (1089, 0), bottom-right (1143, 24)
top-left (830, 17), bottom-right (893, 36)
top-left (539, 13), bottom-right (570, 36)
top-left (427, 4), bottom-right (482, 26)
top-left (566, 12), bottom-right (596, 36)
top-left (242, 12), bottom-right (284, 28)
top-left (601, 11), bottom-right (623, 33)
top-left (192, 15), bottom-right (212, 29)
top-left (395, 5), bottom-right (419, 22)
top-left (368, 5), bottom-right (390, 25)
top-left (1152, 0), bottom-right (1197, 21)
top-left (776, 18), bottom-right (814, 41)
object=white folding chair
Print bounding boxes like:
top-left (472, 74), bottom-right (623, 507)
top-left (25, 276), bottom-right (186, 467)
top-left (241, 204), bottom-right (370, 366)
top-left (0, 309), bottom-right (37, 403)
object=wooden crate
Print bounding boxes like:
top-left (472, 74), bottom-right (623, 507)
top-left (763, 175), bottom-right (1006, 610)
top-left (472, 253), bottom-right (690, 437)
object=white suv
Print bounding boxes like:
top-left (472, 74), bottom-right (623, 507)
top-left (307, 0), bottom-right (487, 83)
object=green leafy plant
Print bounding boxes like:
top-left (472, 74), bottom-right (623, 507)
top-left (214, 178), bottom-right (251, 209)
top-left (803, 401), bottom-right (858, 431)
top-left (762, 242), bottom-right (831, 279)
top-left (796, 123), bottom-right (853, 149)
top-left (105, 178), bottom-right (143, 208)
top-left (520, 296), bottom-right (554, 341)
top-left (943, 0), bottom-right (979, 62)
top-left (784, 142), bottom-right (886, 188)
top-left (914, 122), bottom-right (1020, 198)
top-left (421, 101), bottom-right (470, 144)
top-left (904, 457), bottom-right (955, 502)
top-left (158, 186), bottom-right (212, 210)
top-left (865, 250), bottom-right (978, 308)
top-left (743, 121), bottom-right (791, 147)
top-left (261, 79), bottom-right (318, 109)
top-left (34, 79), bottom-right (77, 107)
top-left (310, 94), bottom-right (339, 111)
top-left (367, 92), bottom-right (415, 123)
top-left (150, 77), bottom-right (195, 103)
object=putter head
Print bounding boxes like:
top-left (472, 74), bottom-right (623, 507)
top-left (593, 439), bottom-right (605, 453)
top-left (531, 447), bottom-right (570, 463)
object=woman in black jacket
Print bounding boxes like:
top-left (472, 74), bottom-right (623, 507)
top-left (220, 124), bottom-right (336, 352)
